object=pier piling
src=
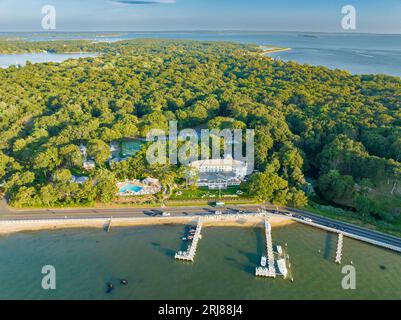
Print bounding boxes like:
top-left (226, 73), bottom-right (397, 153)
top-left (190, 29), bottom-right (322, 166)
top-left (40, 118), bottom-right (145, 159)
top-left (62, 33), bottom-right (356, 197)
top-left (106, 217), bottom-right (112, 233)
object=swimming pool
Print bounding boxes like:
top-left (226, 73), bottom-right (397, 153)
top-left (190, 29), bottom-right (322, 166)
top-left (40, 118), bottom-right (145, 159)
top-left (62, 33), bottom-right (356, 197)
top-left (121, 140), bottom-right (143, 157)
top-left (118, 184), bottom-right (143, 194)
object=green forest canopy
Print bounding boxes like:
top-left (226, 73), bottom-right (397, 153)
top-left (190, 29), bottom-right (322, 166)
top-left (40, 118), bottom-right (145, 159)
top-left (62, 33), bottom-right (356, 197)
top-left (0, 39), bottom-right (400, 220)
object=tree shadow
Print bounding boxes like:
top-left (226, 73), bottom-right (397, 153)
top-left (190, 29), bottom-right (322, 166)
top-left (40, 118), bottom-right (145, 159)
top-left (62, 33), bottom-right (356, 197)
top-left (162, 247), bottom-right (177, 258)
top-left (223, 256), bottom-right (255, 275)
top-left (323, 232), bottom-right (335, 261)
top-left (151, 242), bottom-right (177, 258)
top-left (254, 227), bottom-right (264, 257)
top-left (223, 228), bottom-right (264, 275)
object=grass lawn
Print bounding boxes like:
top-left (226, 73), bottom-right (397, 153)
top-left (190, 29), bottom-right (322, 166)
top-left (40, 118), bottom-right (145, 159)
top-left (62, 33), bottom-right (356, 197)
top-left (305, 180), bottom-right (401, 238)
top-left (170, 186), bottom-right (248, 201)
top-left (70, 167), bottom-right (90, 177)
top-left (305, 202), bottom-right (401, 238)
top-left (166, 198), bottom-right (258, 207)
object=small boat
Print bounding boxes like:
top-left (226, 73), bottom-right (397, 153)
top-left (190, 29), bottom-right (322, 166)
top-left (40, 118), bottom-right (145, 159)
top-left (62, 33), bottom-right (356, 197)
top-left (260, 256), bottom-right (267, 267)
top-left (106, 283), bottom-right (114, 293)
top-left (182, 237), bottom-right (187, 241)
top-left (277, 258), bottom-right (288, 278)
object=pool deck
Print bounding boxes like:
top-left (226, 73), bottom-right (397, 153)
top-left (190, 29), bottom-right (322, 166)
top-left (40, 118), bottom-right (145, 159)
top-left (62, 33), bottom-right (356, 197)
top-left (116, 180), bottom-right (161, 197)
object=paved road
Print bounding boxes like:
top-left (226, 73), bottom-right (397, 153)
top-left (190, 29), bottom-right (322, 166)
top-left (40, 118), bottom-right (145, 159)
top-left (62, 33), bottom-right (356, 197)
top-left (0, 201), bottom-right (261, 221)
top-left (1, 199), bottom-right (401, 252)
top-left (274, 206), bottom-right (401, 251)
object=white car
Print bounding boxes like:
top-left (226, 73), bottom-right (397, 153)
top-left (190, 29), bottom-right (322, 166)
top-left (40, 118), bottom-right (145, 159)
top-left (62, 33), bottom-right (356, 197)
top-left (215, 211), bottom-right (223, 215)
top-left (304, 218), bottom-right (313, 223)
top-left (162, 212), bottom-right (171, 217)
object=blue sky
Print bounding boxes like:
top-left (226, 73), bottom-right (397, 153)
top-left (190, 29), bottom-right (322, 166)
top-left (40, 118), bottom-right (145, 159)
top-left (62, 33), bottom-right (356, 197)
top-left (0, 0), bottom-right (400, 33)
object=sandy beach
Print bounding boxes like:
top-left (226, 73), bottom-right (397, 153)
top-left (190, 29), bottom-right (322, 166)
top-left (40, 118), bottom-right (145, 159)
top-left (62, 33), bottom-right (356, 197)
top-left (0, 214), bottom-right (294, 236)
top-left (259, 46), bottom-right (292, 56)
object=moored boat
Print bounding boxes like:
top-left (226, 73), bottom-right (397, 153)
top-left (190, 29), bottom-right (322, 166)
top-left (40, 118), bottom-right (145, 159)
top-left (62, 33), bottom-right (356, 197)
top-left (260, 256), bottom-right (267, 267)
top-left (276, 258), bottom-right (288, 278)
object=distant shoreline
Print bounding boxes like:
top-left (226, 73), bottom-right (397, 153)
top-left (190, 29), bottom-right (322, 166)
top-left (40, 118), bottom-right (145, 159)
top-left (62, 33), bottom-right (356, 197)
top-left (259, 46), bottom-right (292, 56)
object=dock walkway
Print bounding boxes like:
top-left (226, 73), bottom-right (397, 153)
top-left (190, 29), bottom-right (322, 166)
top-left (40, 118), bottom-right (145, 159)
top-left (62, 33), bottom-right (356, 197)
top-left (335, 233), bottom-right (344, 264)
top-left (175, 217), bottom-right (203, 262)
top-left (256, 216), bottom-right (276, 278)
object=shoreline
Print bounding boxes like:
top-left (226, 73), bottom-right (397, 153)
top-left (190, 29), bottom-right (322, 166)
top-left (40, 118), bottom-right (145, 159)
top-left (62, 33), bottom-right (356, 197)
top-left (0, 215), bottom-right (294, 236)
top-left (259, 46), bottom-right (292, 55)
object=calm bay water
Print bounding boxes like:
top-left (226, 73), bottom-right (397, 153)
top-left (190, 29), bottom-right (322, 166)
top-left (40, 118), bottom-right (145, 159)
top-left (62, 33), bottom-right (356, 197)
top-left (0, 32), bottom-right (400, 76)
top-left (120, 32), bottom-right (401, 77)
top-left (0, 52), bottom-right (97, 68)
top-left (1, 32), bottom-right (401, 299)
top-left (123, 32), bottom-right (401, 77)
top-left (0, 223), bottom-right (400, 300)
top-left (2, 31), bottom-right (400, 77)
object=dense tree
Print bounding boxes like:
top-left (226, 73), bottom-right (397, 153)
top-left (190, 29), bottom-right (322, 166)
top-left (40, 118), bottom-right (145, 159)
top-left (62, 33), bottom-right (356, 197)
top-left (0, 38), bottom-right (399, 213)
top-left (148, 164), bottom-right (184, 203)
top-left (354, 195), bottom-right (376, 218)
top-left (317, 170), bottom-right (355, 202)
top-left (245, 160), bottom-right (289, 204)
top-left (287, 188), bottom-right (308, 208)
top-left (59, 144), bottom-right (83, 168)
top-left (93, 169), bottom-right (117, 203)
top-left (87, 140), bottom-right (110, 166)
top-left (0, 152), bottom-right (12, 180)
top-left (33, 147), bottom-right (61, 174)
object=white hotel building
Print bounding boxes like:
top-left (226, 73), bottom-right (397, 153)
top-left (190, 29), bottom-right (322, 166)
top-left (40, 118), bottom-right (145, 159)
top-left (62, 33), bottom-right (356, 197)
top-left (189, 157), bottom-right (249, 189)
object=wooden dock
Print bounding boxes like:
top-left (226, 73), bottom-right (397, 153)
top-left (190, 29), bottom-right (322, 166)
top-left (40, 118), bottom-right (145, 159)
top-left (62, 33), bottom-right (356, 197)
top-left (256, 216), bottom-right (276, 278)
top-left (175, 218), bottom-right (203, 262)
top-left (335, 233), bottom-right (344, 264)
